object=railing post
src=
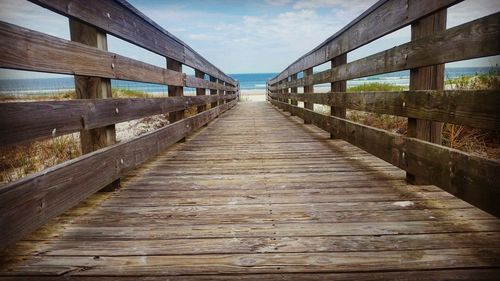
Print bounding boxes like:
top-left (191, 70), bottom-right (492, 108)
top-left (195, 70), bottom-right (206, 113)
top-left (167, 58), bottom-right (184, 123)
top-left (407, 9), bottom-right (447, 184)
top-left (218, 79), bottom-right (224, 106)
top-left (280, 80), bottom-right (287, 103)
top-left (210, 76), bottom-right (218, 108)
top-left (330, 54), bottom-right (347, 139)
top-left (303, 67), bottom-right (314, 123)
top-left (290, 74), bottom-right (298, 106)
top-left (69, 19), bottom-right (119, 191)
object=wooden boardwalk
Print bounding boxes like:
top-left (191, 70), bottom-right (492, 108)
top-left (1, 101), bottom-right (500, 280)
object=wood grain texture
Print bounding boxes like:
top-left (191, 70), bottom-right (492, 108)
top-left (0, 101), bottom-right (237, 250)
top-left (268, 90), bottom-right (500, 130)
top-left (0, 102), bottom-right (498, 279)
top-left (209, 76), bottom-right (219, 108)
top-left (70, 18), bottom-right (119, 191)
top-left (303, 68), bottom-right (314, 124)
top-left (407, 10), bottom-right (447, 184)
top-left (0, 21), bottom-right (236, 92)
top-left (1, 270), bottom-right (500, 280)
top-left (167, 58), bottom-right (184, 124)
top-left (195, 70), bottom-right (207, 113)
top-left (27, 0), bottom-right (236, 85)
top-left (269, 0), bottom-right (461, 84)
top-left (70, 19), bottom-right (117, 157)
top-left (0, 21), bottom-right (184, 87)
top-left (330, 54), bottom-right (347, 139)
top-left (270, 13), bottom-right (500, 90)
top-left (270, 99), bottom-right (500, 217)
top-left (0, 94), bottom-right (237, 147)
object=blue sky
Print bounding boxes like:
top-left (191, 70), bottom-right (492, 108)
top-left (0, 0), bottom-right (499, 79)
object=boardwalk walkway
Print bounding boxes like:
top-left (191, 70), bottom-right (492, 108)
top-left (1, 101), bottom-right (499, 280)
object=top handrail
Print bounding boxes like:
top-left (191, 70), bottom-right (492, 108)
top-left (29, 0), bottom-right (237, 86)
top-left (269, 0), bottom-right (461, 85)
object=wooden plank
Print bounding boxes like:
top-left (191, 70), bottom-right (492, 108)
top-left (48, 206), bottom-right (492, 226)
top-left (28, 0), bottom-right (236, 85)
top-left (185, 75), bottom-right (236, 92)
top-left (1, 269), bottom-right (499, 281)
top-left (0, 101), bottom-right (237, 250)
top-left (330, 54), bottom-right (347, 139)
top-left (270, 99), bottom-right (500, 217)
top-left (17, 219), bottom-right (500, 241)
top-left (269, 0), bottom-right (462, 84)
top-left (0, 94), bottom-right (236, 147)
top-left (167, 58), bottom-right (184, 124)
top-left (407, 10), bottom-right (447, 184)
top-left (268, 90), bottom-right (500, 130)
top-left (0, 21), bottom-right (184, 87)
top-left (2, 248), bottom-right (500, 275)
top-left (271, 13), bottom-right (500, 90)
top-left (7, 232), bottom-right (499, 256)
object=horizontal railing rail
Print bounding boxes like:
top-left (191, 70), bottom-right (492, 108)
top-left (270, 99), bottom-right (500, 216)
top-left (0, 100), bottom-right (236, 249)
top-left (0, 94), bottom-right (237, 147)
top-left (269, 90), bottom-right (500, 130)
top-left (29, 0), bottom-right (237, 86)
top-left (267, 1), bottom-right (500, 218)
top-left (0, 22), bottom-right (236, 92)
top-left (269, 13), bottom-right (499, 91)
top-left (0, 0), bottom-right (239, 250)
top-left (269, 0), bottom-right (461, 85)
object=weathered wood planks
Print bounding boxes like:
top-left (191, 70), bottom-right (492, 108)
top-left (27, 0), bottom-right (236, 85)
top-left (270, 0), bottom-right (461, 84)
top-left (268, 90), bottom-right (500, 130)
top-left (0, 100), bottom-right (236, 250)
top-left (270, 99), bottom-right (500, 217)
top-left (0, 94), bottom-right (236, 147)
top-left (270, 13), bottom-right (500, 90)
top-left (0, 102), bottom-right (498, 279)
top-left (0, 21), bottom-right (236, 92)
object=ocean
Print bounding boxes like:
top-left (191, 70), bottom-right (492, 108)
top-left (0, 67), bottom-right (496, 96)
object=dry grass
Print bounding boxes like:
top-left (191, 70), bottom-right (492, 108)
top-left (0, 134), bottom-right (81, 183)
top-left (442, 71), bottom-right (500, 159)
top-left (0, 88), bottom-right (214, 184)
top-left (344, 83), bottom-right (408, 134)
top-left (315, 79), bottom-right (499, 159)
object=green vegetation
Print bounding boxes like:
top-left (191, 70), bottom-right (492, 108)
top-left (446, 68), bottom-right (500, 90)
top-left (0, 88), bottom-right (153, 102)
top-left (112, 88), bottom-right (153, 98)
top-left (348, 82), bottom-right (407, 92)
top-left (442, 71), bottom-right (499, 159)
top-left (0, 134), bottom-right (81, 183)
top-left (345, 83), bottom-right (408, 134)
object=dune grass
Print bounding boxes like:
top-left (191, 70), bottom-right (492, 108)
top-left (345, 83), bottom-right (408, 135)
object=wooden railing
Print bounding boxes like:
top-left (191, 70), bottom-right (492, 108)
top-left (267, 0), bottom-right (500, 217)
top-left (0, 0), bottom-right (239, 250)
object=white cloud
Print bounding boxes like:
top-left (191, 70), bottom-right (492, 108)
top-left (265, 0), bottom-right (292, 6)
top-left (0, 0), bottom-right (69, 39)
top-left (1, 0), bottom-right (497, 76)
top-left (447, 0), bottom-right (500, 28)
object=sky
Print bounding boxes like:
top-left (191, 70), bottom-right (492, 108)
top-left (0, 0), bottom-right (499, 79)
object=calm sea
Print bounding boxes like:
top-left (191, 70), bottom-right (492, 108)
top-left (0, 67), bottom-right (496, 96)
